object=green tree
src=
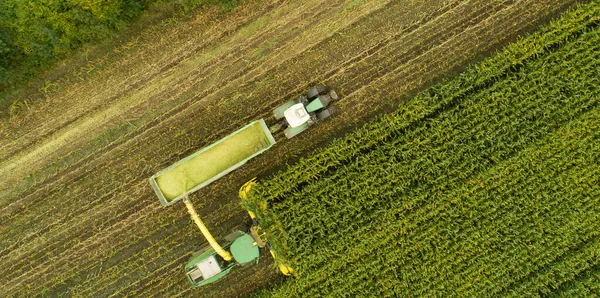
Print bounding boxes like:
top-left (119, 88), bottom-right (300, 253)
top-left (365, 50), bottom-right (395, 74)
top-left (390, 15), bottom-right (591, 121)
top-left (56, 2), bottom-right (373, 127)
top-left (0, 0), bottom-right (145, 89)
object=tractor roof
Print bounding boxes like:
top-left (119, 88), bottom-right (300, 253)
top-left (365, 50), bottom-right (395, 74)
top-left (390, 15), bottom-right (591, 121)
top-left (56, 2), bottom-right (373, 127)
top-left (284, 103), bottom-right (310, 128)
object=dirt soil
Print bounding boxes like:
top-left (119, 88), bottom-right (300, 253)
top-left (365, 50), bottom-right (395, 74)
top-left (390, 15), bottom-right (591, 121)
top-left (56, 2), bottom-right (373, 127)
top-left (0, 0), bottom-right (580, 296)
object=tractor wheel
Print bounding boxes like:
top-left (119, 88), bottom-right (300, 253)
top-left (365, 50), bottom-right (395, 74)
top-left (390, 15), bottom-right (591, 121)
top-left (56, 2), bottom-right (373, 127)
top-left (316, 84), bottom-right (328, 94)
top-left (306, 84), bottom-right (327, 99)
top-left (299, 95), bottom-right (309, 106)
top-left (316, 106), bottom-right (338, 120)
top-left (223, 229), bottom-right (246, 242)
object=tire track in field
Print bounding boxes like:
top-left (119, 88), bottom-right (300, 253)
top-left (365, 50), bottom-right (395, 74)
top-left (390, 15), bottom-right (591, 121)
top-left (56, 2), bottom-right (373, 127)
top-left (70, 228), bottom-right (193, 296)
top-left (331, 0), bottom-right (580, 121)
top-left (107, 256), bottom-right (184, 297)
top-left (1, 188), bottom-right (190, 287)
top-left (31, 205), bottom-right (247, 297)
top-left (2, 186), bottom-right (239, 295)
top-left (74, 204), bottom-right (247, 297)
top-left (0, 191), bottom-right (162, 290)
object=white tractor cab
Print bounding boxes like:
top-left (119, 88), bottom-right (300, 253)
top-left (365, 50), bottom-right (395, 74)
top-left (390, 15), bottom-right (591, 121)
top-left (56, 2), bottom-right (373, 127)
top-left (270, 85), bottom-right (338, 138)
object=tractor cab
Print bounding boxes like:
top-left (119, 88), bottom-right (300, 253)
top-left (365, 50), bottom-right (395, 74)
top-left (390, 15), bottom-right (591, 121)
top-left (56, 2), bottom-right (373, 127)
top-left (284, 103), bottom-right (311, 128)
top-left (271, 85), bottom-right (338, 139)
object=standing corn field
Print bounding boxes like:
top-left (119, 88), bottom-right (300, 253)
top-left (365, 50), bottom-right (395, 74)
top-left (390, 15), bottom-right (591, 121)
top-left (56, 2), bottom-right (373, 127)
top-left (244, 1), bottom-right (600, 296)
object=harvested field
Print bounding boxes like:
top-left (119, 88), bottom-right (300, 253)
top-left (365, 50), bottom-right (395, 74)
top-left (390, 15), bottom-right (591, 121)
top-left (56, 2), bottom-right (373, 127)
top-left (0, 0), bottom-right (584, 296)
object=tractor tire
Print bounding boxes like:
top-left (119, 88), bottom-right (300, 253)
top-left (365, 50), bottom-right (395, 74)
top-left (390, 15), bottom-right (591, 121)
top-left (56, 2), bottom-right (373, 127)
top-left (299, 95), bottom-right (309, 106)
top-left (316, 84), bottom-right (328, 94)
top-left (316, 106), bottom-right (338, 120)
top-left (306, 84), bottom-right (327, 99)
top-left (223, 230), bottom-right (246, 242)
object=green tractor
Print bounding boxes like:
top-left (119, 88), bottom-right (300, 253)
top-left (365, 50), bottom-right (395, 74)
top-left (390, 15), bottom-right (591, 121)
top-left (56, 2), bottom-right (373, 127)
top-left (270, 84), bottom-right (338, 139)
top-left (149, 85), bottom-right (337, 287)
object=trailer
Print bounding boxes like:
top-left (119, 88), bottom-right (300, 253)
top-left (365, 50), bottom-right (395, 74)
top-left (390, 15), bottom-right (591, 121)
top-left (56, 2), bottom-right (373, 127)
top-left (149, 119), bottom-right (275, 207)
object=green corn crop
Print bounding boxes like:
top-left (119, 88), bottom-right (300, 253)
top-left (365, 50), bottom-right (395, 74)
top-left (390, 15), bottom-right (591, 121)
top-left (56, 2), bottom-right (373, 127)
top-left (244, 1), bottom-right (600, 296)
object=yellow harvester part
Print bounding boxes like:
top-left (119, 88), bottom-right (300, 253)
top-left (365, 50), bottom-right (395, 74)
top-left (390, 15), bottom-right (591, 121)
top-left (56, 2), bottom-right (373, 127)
top-left (239, 178), bottom-right (295, 276)
top-left (269, 250), bottom-right (295, 276)
top-left (182, 195), bottom-right (233, 261)
top-left (239, 178), bottom-right (259, 219)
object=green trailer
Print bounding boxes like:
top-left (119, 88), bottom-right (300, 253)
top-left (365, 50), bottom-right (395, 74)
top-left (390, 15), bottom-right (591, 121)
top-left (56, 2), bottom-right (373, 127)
top-left (149, 119), bottom-right (276, 207)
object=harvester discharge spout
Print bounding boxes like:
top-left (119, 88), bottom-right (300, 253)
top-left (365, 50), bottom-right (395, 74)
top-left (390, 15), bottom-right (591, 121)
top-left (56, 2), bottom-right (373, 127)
top-left (182, 194), bottom-right (233, 261)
